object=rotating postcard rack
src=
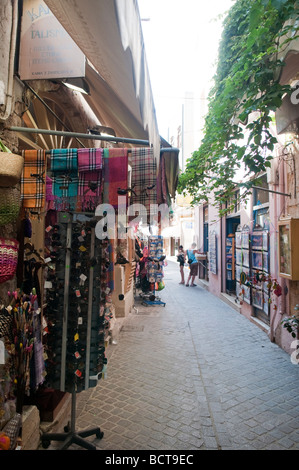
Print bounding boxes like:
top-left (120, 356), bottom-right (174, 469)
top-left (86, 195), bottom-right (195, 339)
top-left (41, 212), bottom-right (106, 450)
top-left (143, 236), bottom-right (166, 307)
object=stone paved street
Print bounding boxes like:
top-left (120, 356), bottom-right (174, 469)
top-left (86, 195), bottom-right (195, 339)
top-left (72, 260), bottom-right (299, 450)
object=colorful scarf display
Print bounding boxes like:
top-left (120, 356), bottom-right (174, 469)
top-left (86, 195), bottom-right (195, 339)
top-left (45, 176), bottom-right (57, 211)
top-left (50, 148), bottom-right (78, 172)
top-left (20, 146), bottom-right (161, 215)
top-left (131, 147), bottom-right (157, 217)
top-left (21, 150), bottom-right (46, 209)
top-left (50, 149), bottom-right (78, 210)
top-left (52, 173), bottom-right (79, 199)
top-left (77, 148), bottom-right (103, 211)
top-left (103, 148), bottom-right (128, 209)
top-left (78, 148), bottom-right (102, 172)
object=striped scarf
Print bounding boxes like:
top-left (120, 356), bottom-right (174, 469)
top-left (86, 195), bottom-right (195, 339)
top-left (21, 150), bottom-right (46, 209)
top-left (77, 148), bottom-right (103, 211)
top-left (50, 148), bottom-right (78, 172)
top-left (103, 148), bottom-right (128, 209)
top-left (50, 149), bottom-right (78, 210)
top-left (131, 147), bottom-right (157, 218)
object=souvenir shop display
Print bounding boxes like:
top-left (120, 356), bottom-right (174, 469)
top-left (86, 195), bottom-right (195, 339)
top-left (40, 147), bottom-right (108, 449)
top-left (1, 146), bottom-right (110, 450)
top-left (0, 288), bottom-right (44, 450)
top-left (251, 228), bottom-right (270, 317)
top-left (235, 226), bottom-right (251, 305)
top-left (43, 212), bottom-right (108, 394)
top-left (138, 236), bottom-right (166, 307)
top-left (235, 225), bottom-right (271, 316)
top-left (0, 137), bottom-right (174, 449)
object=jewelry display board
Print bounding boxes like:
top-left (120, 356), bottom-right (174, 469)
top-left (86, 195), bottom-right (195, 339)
top-left (43, 212), bottom-right (107, 394)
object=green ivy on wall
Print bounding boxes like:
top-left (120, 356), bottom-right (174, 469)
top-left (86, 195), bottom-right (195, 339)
top-left (178, 0), bottom-right (299, 213)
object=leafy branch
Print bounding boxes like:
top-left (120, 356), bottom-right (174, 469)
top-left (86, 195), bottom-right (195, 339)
top-left (178, 0), bottom-right (299, 210)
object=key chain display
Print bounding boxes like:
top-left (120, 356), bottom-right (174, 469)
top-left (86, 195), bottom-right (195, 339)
top-left (43, 212), bottom-right (109, 393)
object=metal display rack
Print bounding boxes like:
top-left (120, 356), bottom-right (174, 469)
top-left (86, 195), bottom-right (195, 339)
top-left (142, 236), bottom-right (166, 307)
top-left (41, 387), bottom-right (103, 450)
top-left (41, 212), bottom-right (106, 449)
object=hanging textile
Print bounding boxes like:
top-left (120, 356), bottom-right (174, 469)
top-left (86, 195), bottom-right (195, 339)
top-left (162, 152), bottom-right (179, 200)
top-left (103, 148), bottom-right (128, 208)
top-left (46, 176), bottom-right (57, 211)
top-left (77, 148), bottom-right (103, 211)
top-left (156, 155), bottom-right (164, 205)
top-left (21, 150), bottom-right (46, 209)
top-left (131, 147), bottom-right (157, 216)
top-left (50, 149), bottom-right (78, 210)
top-left (77, 148), bottom-right (102, 172)
top-left (161, 155), bottom-right (171, 207)
top-left (50, 148), bottom-right (78, 172)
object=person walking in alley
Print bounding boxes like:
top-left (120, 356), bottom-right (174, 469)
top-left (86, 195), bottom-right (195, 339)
top-left (177, 245), bottom-right (186, 284)
top-left (185, 242), bottom-right (199, 287)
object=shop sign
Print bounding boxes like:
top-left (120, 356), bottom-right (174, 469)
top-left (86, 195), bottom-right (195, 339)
top-left (19, 0), bottom-right (85, 80)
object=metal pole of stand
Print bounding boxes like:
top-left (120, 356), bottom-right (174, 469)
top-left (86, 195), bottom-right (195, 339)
top-left (41, 385), bottom-right (103, 450)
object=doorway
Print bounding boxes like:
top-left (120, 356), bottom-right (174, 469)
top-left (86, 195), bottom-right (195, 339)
top-left (225, 216), bottom-right (240, 294)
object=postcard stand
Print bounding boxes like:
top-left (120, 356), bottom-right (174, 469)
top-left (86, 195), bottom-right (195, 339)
top-left (142, 236), bottom-right (166, 307)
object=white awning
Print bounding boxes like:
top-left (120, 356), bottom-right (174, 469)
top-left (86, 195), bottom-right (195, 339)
top-left (43, 0), bottom-right (160, 160)
top-left (84, 62), bottom-right (149, 143)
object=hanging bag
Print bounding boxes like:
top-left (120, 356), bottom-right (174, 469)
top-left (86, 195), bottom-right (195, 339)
top-left (0, 238), bottom-right (19, 283)
top-left (0, 187), bottom-right (21, 225)
top-left (0, 140), bottom-right (24, 187)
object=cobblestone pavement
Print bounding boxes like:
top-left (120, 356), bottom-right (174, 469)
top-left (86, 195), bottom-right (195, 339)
top-left (71, 260), bottom-right (299, 450)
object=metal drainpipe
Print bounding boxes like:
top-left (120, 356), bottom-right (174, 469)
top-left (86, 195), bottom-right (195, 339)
top-left (279, 156), bottom-right (287, 316)
top-left (272, 152), bottom-right (287, 341)
top-left (0, 0), bottom-right (18, 122)
top-left (269, 153), bottom-right (287, 342)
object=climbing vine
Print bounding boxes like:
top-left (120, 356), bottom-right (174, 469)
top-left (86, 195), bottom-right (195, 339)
top-left (178, 0), bottom-right (299, 212)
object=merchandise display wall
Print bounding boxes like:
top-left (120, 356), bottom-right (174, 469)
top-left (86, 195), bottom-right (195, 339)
top-left (43, 212), bottom-right (108, 394)
top-left (0, 140), bottom-right (175, 449)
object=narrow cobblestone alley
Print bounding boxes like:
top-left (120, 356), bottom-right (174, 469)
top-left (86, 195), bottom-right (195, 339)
top-left (68, 260), bottom-right (299, 451)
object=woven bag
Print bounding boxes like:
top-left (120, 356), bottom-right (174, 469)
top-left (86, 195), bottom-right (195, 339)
top-left (0, 187), bottom-right (21, 225)
top-left (0, 238), bottom-right (19, 283)
top-left (0, 151), bottom-right (24, 187)
top-left (0, 307), bottom-right (13, 342)
top-left (1, 413), bottom-right (22, 450)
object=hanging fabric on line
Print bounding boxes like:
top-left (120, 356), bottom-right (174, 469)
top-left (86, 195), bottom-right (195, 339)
top-left (50, 149), bottom-right (78, 210)
top-left (50, 148), bottom-right (78, 172)
top-left (77, 148), bottom-right (103, 211)
top-left (131, 147), bottom-right (157, 216)
top-left (21, 150), bottom-right (46, 209)
top-left (20, 146), bottom-right (163, 214)
top-left (103, 148), bottom-right (128, 208)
